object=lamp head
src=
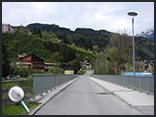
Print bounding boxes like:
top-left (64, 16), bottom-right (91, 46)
top-left (128, 12), bottom-right (138, 17)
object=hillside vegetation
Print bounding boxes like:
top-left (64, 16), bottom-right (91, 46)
top-left (2, 31), bottom-right (95, 76)
top-left (2, 23), bottom-right (154, 76)
top-left (25, 23), bottom-right (154, 60)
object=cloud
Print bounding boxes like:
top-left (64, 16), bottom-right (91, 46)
top-left (2, 2), bottom-right (154, 34)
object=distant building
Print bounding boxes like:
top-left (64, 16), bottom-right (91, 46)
top-left (16, 54), bottom-right (45, 72)
top-left (80, 60), bottom-right (92, 70)
top-left (64, 70), bottom-right (74, 75)
top-left (2, 24), bottom-right (14, 33)
top-left (135, 61), bottom-right (145, 72)
top-left (144, 61), bottom-right (154, 73)
top-left (62, 63), bottom-right (74, 75)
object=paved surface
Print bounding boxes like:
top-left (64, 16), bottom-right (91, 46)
top-left (28, 78), bottom-right (78, 115)
top-left (89, 76), bottom-right (154, 115)
top-left (34, 75), bottom-right (146, 115)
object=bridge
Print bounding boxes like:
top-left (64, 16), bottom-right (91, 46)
top-left (28, 71), bottom-right (154, 115)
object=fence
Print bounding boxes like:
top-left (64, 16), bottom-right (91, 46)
top-left (32, 74), bottom-right (78, 97)
top-left (2, 79), bottom-right (33, 105)
top-left (92, 75), bottom-right (154, 94)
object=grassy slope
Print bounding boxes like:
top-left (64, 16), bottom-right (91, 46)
top-left (2, 102), bottom-right (40, 115)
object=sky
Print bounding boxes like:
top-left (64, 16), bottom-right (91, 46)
top-left (2, 2), bottom-right (154, 35)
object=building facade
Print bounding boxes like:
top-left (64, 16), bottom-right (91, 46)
top-left (2, 24), bottom-right (14, 33)
top-left (80, 60), bottom-right (92, 70)
top-left (62, 63), bottom-right (74, 75)
top-left (16, 54), bottom-right (45, 72)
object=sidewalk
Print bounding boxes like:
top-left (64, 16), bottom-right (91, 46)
top-left (89, 76), bottom-right (154, 114)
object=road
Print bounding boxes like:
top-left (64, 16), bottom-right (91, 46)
top-left (34, 75), bottom-right (143, 115)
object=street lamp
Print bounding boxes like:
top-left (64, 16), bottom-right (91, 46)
top-left (127, 12), bottom-right (138, 76)
top-left (104, 49), bottom-right (106, 77)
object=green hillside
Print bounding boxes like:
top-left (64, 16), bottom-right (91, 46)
top-left (25, 23), bottom-right (154, 60)
top-left (2, 32), bottom-right (95, 75)
top-left (2, 23), bottom-right (154, 77)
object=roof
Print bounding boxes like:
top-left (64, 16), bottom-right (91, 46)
top-left (61, 63), bottom-right (74, 70)
top-left (135, 61), bottom-right (144, 66)
top-left (18, 54), bottom-right (43, 62)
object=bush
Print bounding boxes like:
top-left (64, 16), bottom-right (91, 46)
top-left (48, 66), bottom-right (64, 74)
top-left (18, 66), bottom-right (34, 77)
top-left (78, 69), bottom-right (86, 75)
top-left (11, 65), bottom-right (34, 77)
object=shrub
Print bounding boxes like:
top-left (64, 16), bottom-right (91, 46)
top-left (48, 66), bottom-right (64, 74)
top-left (11, 65), bottom-right (34, 77)
top-left (78, 69), bottom-right (86, 75)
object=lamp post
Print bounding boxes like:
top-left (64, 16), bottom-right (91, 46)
top-left (104, 49), bottom-right (106, 77)
top-left (127, 12), bottom-right (138, 76)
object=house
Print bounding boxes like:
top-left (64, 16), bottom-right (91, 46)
top-left (135, 61), bottom-right (145, 72)
top-left (80, 60), bottom-right (92, 70)
top-left (2, 23), bottom-right (14, 33)
top-left (135, 60), bottom-right (154, 73)
top-left (144, 60), bottom-right (154, 73)
top-left (61, 63), bottom-right (74, 75)
top-left (16, 54), bottom-right (45, 72)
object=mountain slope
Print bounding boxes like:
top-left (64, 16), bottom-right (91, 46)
top-left (2, 32), bottom-right (95, 74)
top-left (13, 23), bottom-right (154, 60)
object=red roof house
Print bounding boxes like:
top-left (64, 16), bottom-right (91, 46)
top-left (16, 54), bottom-right (45, 72)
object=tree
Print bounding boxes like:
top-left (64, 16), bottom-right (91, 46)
top-left (94, 30), bottom-right (133, 75)
top-left (11, 64), bottom-right (34, 77)
top-left (11, 63), bottom-right (19, 76)
top-left (107, 47), bottom-right (120, 74)
top-left (19, 25), bottom-right (26, 35)
top-left (68, 58), bottom-right (81, 74)
top-left (18, 66), bottom-right (34, 77)
top-left (93, 45), bottom-right (99, 52)
top-left (52, 52), bottom-right (63, 62)
top-left (124, 62), bottom-right (131, 72)
top-left (94, 52), bottom-right (106, 74)
top-left (106, 32), bottom-right (132, 74)
top-left (65, 35), bottom-right (74, 45)
top-left (32, 29), bottom-right (42, 38)
top-left (2, 43), bottom-right (10, 77)
top-left (42, 31), bottom-right (58, 41)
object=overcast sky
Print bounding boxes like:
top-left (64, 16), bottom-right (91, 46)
top-left (2, 2), bottom-right (154, 35)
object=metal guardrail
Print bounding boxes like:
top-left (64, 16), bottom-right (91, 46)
top-left (32, 74), bottom-right (78, 97)
top-left (92, 75), bottom-right (154, 94)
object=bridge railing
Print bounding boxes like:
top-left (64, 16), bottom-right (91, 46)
top-left (32, 74), bottom-right (78, 97)
top-left (92, 75), bottom-right (154, 94)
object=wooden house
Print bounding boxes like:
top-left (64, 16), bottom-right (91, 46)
top-left (16, 54), bottom-right (45, 72)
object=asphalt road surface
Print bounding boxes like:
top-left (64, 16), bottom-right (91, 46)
top-left (35, 75), bottom-right (143, 115)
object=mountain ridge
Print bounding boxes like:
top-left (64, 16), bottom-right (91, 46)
top-left (136, 29), bottom-right (154, 40)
